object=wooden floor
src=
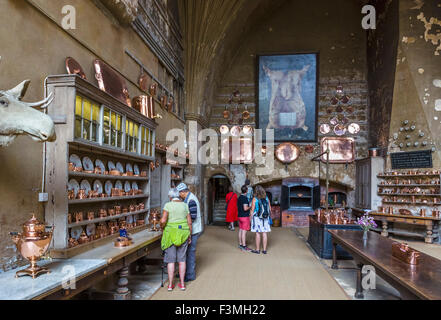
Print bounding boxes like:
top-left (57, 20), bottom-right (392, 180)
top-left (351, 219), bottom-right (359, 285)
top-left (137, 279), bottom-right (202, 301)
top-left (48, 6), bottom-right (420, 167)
top-left (150, 226), bottom-right (348, 300)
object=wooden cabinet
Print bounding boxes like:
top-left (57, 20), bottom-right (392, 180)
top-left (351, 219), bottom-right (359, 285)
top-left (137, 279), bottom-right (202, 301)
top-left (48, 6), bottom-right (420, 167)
top-left (355, 157), bottom-right (384, 210)
top-left (45, 75), bottom-right (157, 257)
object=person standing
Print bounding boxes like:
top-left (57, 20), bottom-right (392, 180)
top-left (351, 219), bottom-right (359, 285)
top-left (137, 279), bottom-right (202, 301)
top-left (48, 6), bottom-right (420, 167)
top-left (160, 188), bottom-right (192, 291)
top-left (250, 185), bottom-right (271, 254)
top-left (237, 185), bottom-right (251, 251)
top-left (176, 182), bottom-right (202, 282)
top-left (225, 186), bottom-right (238, 231)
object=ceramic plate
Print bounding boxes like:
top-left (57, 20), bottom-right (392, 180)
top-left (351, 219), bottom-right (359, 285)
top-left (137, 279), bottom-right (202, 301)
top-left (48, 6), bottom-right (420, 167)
top-left (69, 154), bottom-right (82, 169)
top-left (82, 157), bottom-right (94, 171)
top-left (115, 180), bottom-right (123, 190)
top-left (133, 164), bottom-right (140, 175)
top-left (68, 179), bottom-right (80, 197)
top-left (319, 124), bottom-right (331, 135)
top-left (116, 162), bottom-right (124, 173)
top-left (126, 163), bottom-right (133, 173)
top-left (80, 180), bottom-right (91, 194)
top-left (348, 123), bottom-right (360, 134)
top-left (329, 117), bottom-right (339, 126)
top-left (108, 161), bottom-right (116, 171)
top-left (95, 159), bottom-right (106, 172)
top-left (334, 124), bottom-right (347, 136)
top-left (230, 126), bottom-right (240, 137)
top-left (132, 182), bottom-right (139, 190)
top-left (124, 181), bottom-right (131, 193)
top-left (104, 180), bottom-right (113, 196)
top-left (93, 180), bottom-right (103, 194)
top-left (86, 223), bottom-right (96, 237)
top-left (71, 226), bottom-right (83, 240)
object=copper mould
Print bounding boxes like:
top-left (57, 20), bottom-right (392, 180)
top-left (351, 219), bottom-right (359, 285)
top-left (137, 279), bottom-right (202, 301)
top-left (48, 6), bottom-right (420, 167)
top-left (129, 205), bottom-right (136, 212)
top-left (432, 210), bottom-right (440, 218)
top-left (138, 203), bottom-right (145, 210)
top-left (68, 162), bottom-right (75, 171)
top-left (73, 166), bottom-right (83, 172)
top-left (160, 96), bottom-right (167, 109)
top-left (320, 137), bottom-right (355, 163)
top-left (167, 97), bottom-right (174, 112)
top-left (111, 188), bottom-right (122, 197)
top-left (68, 237), bottom-right (78, 248)
top-left (68, 213), bottom-right (72, 224)
top-left (114, 206), bottom-right (122, 215)
top-left (149, 83), bottom-right (157, 96)
top-left (150, 162), bottom-right (155, 171)
top-left (388, 207), bottom-right (394, 215)
top-left (420, 209), bottom-right (426, 217)
top-left (68, 190), bottom-right (75, 200)
top-left (87, 212), bottom-right (95, 221)
top-left (275, 143), bottom-right (300, 164)
top-left (10, 214), bottom-right (53, 279)
top-left (108, 208), bottom-right (115, 216)
top-left (65, 57), bottom-right (87, 80)
top-left (391, 242), bottom-right (420, 265)
top-left (78, 231), bottom-right (89, 245)
top-left (75, 212), bottom-right (84, 223)
top-left (94, 167), bottom-right (102, 175)
top-left (133, 95), bottom-right (155, 119)
top-left (77, 189), bottom-right (87, 200)
top-left (93, 59), bottom-right (131, 107)
top-left (100, 193), bottom-right (107, 198)
top-left (110, 169), bottom-right (121, 176)
top-left (122, 208), bottom-right (129, 214)
top-left (242, 109), bottom-right (250, 120)
top-left (378, 206), bottom-right (385, 213)
top-left (138, 69), bottom-right (149, 92)
top-left (114, 236), bottom-right (133, 247)
top-left (399, 209), bottom-right (412, 216)
top-left (99, 209), bottom-right (107, 218)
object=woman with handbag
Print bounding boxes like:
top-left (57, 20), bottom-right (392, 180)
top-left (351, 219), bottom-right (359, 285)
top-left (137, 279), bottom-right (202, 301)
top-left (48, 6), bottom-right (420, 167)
top-left (250, 185), bottom-right (271, 254)
top-left (225, 186), bottom-right (238, 231)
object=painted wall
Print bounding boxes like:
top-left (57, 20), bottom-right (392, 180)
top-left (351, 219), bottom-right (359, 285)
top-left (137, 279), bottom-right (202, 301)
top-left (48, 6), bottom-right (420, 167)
top-left (387, 0), bottom-right (441, 167)
top-left (0, 0), bottom-right (185, 271)
top-left (207, 0), bottom-right (369, 204)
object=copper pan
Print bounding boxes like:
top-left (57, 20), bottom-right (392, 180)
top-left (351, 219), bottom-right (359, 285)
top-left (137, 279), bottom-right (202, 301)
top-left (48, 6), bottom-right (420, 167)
top-left (66, 57), bottom-right (87, 80)
top-left (133, 95), bottom-right (154, 119)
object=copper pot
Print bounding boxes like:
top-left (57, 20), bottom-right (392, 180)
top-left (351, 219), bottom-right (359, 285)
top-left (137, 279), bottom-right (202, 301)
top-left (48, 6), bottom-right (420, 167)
top-left (68, 237), bottom-right (78, 248)
top-left (140, 170), bottom-right (148, 177)
top-left (167, 97), bottom-right (173, 112)
top-left (223, 109), bottom-right (230, 119)
top-left (108, 208), bottom-right (115, 216)
top-left (75, 212), bottom-right (84, 223)
top-left (160, 96), bottom-right (167, 109)
top-left (68, 162), bottom-right (75, 171)
top-left (138, 203), bottom-right (145, 210)
top-left (122, 208), bottom-right (129, 213)
top-left (94, 167), bottom-right (102, 174)
top-left (77, 189), bottom-right (87, 200)
top-left (388, 207), bottom-right (394, 215)
top-left (129, 205), bottom-right (136, 212)
top-left (133, 95), bottom-right (155, 119)
top-left (68, 213), bottom-right (72, 224)
top-left (99, 209), bottom-right (107, 218)
top-left (78, 231), bottom-right (89, 245)
top-left (420, 209), bottom-right (426, 217)
top-left (68, 190), bottom-right (75, 200)
top-left (87, 212), bottom-right (95, 221)
top-left (110, 170), bottom-right (121, 176)
top-left (432, 210), bottom-right (440, 218)
top-left (149, 83), bottom-right (157, 96)
top-left (114, 206), bottom-right (121, 215)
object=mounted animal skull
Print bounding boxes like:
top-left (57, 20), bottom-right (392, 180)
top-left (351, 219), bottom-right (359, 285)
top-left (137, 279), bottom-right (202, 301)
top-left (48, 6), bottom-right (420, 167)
top-left (0, 80), bottom-right (56, 147)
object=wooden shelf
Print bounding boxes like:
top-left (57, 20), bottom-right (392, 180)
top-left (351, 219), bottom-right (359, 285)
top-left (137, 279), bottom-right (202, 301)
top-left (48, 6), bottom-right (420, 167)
top-left (69, 171), bottom-right (149, 181)
top-left (378, 184), bottom-right (440, 187)
top-left (378, 173), bottom-right (441, 178)
top-left (68, 209), bottom-right (149, 228)
top-left (68, 194), bottom-right (149, 205)
top-left (379, 193), bottom-right (440, 197)
top-left (382, 201), bottom-right (441, 206)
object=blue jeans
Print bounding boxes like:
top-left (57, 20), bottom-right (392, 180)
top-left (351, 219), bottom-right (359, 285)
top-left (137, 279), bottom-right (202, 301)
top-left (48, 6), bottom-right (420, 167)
top-left (185, 232), bottom-right (201, 281)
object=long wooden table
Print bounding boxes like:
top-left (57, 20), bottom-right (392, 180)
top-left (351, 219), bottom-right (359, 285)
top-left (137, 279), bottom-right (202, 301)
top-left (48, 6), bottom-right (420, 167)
top-left (329, 229), bottom-right (441, 300)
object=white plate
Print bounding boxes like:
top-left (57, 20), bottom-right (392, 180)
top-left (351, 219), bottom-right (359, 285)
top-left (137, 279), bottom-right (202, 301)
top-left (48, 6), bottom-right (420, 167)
top-left (93, 180), bottom-right (103, 194)
top-left (68, 179), bottom-right (80, 197)
top-left (131, 182), bottom-right (139, 190)
top-left (115, 180), bottom-right (123, 190)
top-left (82, 157), bottom-right (94, 171)
top-left (124, 181), bottom-right (131, 193)
top-left (104, 180), bottom-right (113, 196)
top-left (86, 223), bottom-right (96, 237)
top-left (126, 163), bottom-right (133, 173)
top-left (133, 164), bottom-right (140, 175)
top-left (69, 154), bottom-right (82, 169)
top-left (80, 180), bottom-right (91, 195)
top-left (108, 161), bottom-right (116, 171)
top-left (70, 226), bottom-right (83, 240)
top-left (116, 162), bottom-right (124, 173)
top-left (95, 159), bottom-right (106, 172)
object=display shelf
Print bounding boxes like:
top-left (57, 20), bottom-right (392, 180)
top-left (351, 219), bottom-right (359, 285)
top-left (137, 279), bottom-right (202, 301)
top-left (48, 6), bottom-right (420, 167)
top-left (382, 201), bottom-right (441, 206)
top-left (67, 209), bottom-right (149, 228)
top-left (68, 194), bottom-right (149, 205)
top-left (378, 173), bottom-right (441, 178)
top-left (378, 184), bottom-right (440, 187)
top-left (69, 171), bottom-right (149, 181)
top-left (379, 193), bottom-right (440, 197)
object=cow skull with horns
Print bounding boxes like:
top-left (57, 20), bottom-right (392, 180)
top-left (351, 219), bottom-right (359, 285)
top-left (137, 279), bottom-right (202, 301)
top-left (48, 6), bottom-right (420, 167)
top-left (0, 80), bottom-right (56, 147)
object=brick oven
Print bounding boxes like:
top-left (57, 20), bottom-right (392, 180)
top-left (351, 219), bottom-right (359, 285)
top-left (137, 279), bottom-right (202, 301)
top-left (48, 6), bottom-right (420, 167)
top-left (280, 177), bottom-right (320, 227)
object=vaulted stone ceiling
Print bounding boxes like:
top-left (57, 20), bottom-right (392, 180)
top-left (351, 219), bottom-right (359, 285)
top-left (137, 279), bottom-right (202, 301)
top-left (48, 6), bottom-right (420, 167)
top-left (178, 0), bottom-right (287, 125)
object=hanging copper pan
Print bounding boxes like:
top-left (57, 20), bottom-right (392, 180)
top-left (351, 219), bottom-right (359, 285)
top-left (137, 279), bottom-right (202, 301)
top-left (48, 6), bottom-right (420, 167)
top-left (160, 95), bottom-right (167, 109)
top-left (138, 68), bottom-right (149, 92)
top-left (275, 143), bottom-right (300, 164)
top-left (223, 108), bottom-right (230, 119)
top-left (66, 57), bottom-right (87, 80)
top-left (149, 83), bottom-right (157, 96)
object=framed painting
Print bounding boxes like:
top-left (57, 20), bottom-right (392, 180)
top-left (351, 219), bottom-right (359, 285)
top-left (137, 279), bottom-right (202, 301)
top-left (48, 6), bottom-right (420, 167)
top-left (256, 53), bottom-right (319, 142)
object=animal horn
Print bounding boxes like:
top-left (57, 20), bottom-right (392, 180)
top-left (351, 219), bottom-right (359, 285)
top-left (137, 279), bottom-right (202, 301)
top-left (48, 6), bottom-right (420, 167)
top-left (24, 92), bottom-right (54, 109)
top-left (6, 80), bottom-right (31, 100)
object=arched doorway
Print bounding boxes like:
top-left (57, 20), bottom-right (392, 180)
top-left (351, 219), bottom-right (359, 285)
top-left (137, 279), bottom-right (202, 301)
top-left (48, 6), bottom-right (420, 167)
top-left (207, 174), bottom-right (231, 225)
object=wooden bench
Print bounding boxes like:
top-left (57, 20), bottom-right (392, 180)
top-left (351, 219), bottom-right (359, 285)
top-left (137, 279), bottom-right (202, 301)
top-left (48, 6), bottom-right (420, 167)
top-left (329, 229), bottom-right (441, 300)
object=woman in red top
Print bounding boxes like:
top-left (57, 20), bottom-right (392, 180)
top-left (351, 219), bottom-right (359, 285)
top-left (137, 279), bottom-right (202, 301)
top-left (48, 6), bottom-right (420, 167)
top-left (225, 186), bottom-right (238, 231)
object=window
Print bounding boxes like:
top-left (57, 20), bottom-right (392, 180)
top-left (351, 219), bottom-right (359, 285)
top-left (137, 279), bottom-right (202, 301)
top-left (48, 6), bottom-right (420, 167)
top-left (75, 95), bottom-right (100, 142)
top-left (125, 119), bottom-right (139, 153)
top-left (102, 107), bottom-right (123, 148)
top-left (141, 126), bottom-right (154, 157)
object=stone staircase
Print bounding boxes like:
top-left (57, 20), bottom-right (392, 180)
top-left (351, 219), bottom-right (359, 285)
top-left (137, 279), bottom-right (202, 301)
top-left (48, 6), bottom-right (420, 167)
top-left (212, 201), bottom-right (226, 225)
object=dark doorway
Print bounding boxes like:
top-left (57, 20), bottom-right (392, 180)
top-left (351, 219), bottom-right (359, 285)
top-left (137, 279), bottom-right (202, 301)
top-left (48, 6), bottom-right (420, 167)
top-left (207, 175), bottom-right (231, 225)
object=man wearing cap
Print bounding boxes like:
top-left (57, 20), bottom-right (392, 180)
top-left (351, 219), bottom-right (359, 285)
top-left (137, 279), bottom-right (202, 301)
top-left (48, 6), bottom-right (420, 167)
top-left (176, 182), bottom-right (202, 282)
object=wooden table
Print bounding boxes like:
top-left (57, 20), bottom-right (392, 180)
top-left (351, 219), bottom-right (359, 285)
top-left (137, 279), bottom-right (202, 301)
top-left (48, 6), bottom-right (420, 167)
top-left (369, 212), bottom-right (440, 243)
top-left (329, 229), bottom-right (441, 300)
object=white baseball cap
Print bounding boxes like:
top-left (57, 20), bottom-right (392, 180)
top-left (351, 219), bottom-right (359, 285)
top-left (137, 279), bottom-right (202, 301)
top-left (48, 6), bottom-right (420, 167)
top-left (176, 182), bottom-right (189, 192)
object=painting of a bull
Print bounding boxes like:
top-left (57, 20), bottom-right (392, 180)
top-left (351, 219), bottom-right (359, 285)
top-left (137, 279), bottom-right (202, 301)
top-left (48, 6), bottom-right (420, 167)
top-left (257, 53), bottom-right (318, 142)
